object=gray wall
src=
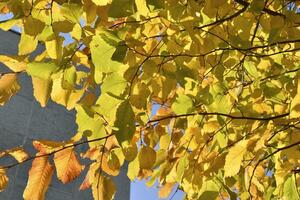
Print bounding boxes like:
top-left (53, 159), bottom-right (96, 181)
top-left (0, 30), bottom-right (130, 200)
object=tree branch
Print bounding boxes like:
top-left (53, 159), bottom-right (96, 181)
top-left (148, 112), bottom-right (289, 124)
top-left (1, 133), bottom-right (115, 170)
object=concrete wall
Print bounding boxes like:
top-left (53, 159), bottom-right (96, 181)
top-left (0, 30), bottom-right (130, 200)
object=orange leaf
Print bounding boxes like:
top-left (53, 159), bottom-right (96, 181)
top-left (159, 182), bottom-right (175, 198)
top-left (0, 73), bottom-right (20, 106)
top-left (32, 140), bottom-right (63, 154)
top-left (0, 168), bottom-right (8, 192)
top-left (54, 147), bottom-right (84, 184)
top-left (79, 162), bottom-right (100, 190)
top-left (23, 154), bottom-right (54, 200)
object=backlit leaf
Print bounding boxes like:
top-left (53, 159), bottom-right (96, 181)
top-left (0, 74), bottom-right (20, 106)
top-left (138, 146), bottom-right (156, 169)
top-left (0, 168), bottom-right (8, 192)
top-left (92, 174), bottom-right (116, 200)
top-left (113, 100), bottom-right (136, 146)
top-left (224, 140), bottom-right (249, 177)
top-left (54, 147), bottom-right (84, 184)
top-left (23, 155), bottom-right (54, 200)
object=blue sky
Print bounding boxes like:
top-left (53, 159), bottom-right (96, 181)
top-left (0, 13), bottom-right (185, 200)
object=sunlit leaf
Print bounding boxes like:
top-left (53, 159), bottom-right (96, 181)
top-left (0, 168), bottom-right (8, 192)
top-left (54, 147), bottom-right (84, 184)
top-left (0, 73), bottom-right (20, 106)
top-left (23, 155), bottom-right (54, 200)
top-left (224, 140), bottom-right (249, 177)
top-left (92, 174), bottom-right (116, 200)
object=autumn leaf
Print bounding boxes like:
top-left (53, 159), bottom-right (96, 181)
top-left (224, 140), bottom-right (249, 177)
top-left (0, 55), bottom-right (27, 72)
top-left (7, 147), bottom-right (29, 163)
top-left (31, 77), bottom-right (52, 107)
top-left (138, 146), bottom-right (156, 170)
top-left (32, 140), bottom-right (63, 154)
top-left (79, 162), bottom-right (100, 190)
top-left (54, 147), bottom-right (84, 184)
top-left (159, 182), bottom-right (175, 199)
top-left (0, 73), bottom-right (20, 106)
top-left (0, 0), bottom-right (300, 199)
top-left (23, 155), bottom-right (54, 200)
top-left (92, 174), bottom-right (116, 200)
top-left (0, 168), bottom-right (8, 192)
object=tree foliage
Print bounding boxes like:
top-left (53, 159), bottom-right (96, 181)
top-left (0, 0), bottom-right (300, 199)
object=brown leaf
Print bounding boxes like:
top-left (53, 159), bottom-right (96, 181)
top-left (54, 147), bottom-right (84, 184)
top-left (23, 154), bottom-right (54, 200)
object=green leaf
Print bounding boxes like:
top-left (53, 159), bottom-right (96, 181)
top-left (27, 62), bottom-right (59, 80)
top-left (94, 93), bottom-right (123, 122)
top-left (75, 105), bottom-right (106, 147)
top-left (62, 66), bottom-right (77, 89)
top-left (283, 176), bottom-right (300, 200)
top-left (171, 94), bottom-right (193, 115)
top-left (101, 72), bottom-right (128, 97)
top-left (60, 3), bottom-right (83, 23)
top-left (198, 180), bottom-right (219, 200)
top-left (90, 34), bottom-right (123, 83)
top-left (113, 100), bottom-right (135, 147)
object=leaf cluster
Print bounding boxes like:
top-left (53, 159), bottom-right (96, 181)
top-left (0, 0), bottom-right (300, 199)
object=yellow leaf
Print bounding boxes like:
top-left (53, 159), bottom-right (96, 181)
top-left (92, 174), bottom-right (116, 200)
top-left (0, 74), bottom-right (20, 106)
top-left (135, 0), bottom-right (149, 15)
top-left (127, 157), bottom-right (139, 180)
top-left (0, 55), bottom-right (27, 72)
top-left (32, 77), bottom-right (52, 107)
top-left (23, 155), bottom-right (54, 200)
top-left (7, 147), bottom-right (29, 163)
top-left (54, 147), bottom-right (84, 184)
top-left (51, 74), bottom-right (85, 110)
top-left (45, 36), bottom-right (63, 61)
top-left (0, 168), bottom-right (8, 192)
top-left (138, 146), bottom-right (156, 169)
top-left (291, 72), bottom-right (300, 118)
top-left (224, 140), bottom-right (249, 177)
top-left (18, 33), bottom-right (38, 55)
